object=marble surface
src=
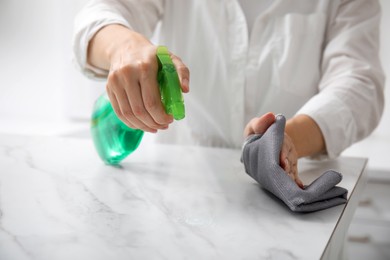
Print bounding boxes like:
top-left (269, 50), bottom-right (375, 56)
top-left (0, 134), bottom-right (367, 260)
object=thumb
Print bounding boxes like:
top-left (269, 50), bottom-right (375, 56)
top-left (244, 112), bottom-right (276, 137)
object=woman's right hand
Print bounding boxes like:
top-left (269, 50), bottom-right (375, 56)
top-left (88, 24), bottom-right (190, 132)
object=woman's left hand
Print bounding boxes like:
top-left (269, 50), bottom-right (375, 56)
top-left (244, 112), bottom-right (304, 189)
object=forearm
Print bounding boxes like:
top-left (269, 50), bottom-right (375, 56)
top-left (87, 24), bottom-right (151, 70)
top-left (285, 115), bottom-right (325, 158)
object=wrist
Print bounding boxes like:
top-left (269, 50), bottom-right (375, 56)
top-left (88, 24), bottom-right (152, 70)
top-left (285, 115), bottom-right (325, 158)
top-left (107, 27), bottom-right (151, 62)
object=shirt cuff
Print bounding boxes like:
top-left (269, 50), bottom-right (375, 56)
top-left (73, 17), bottom-right (132, 80)
top-left (295, 91), bottom-right (357, 159)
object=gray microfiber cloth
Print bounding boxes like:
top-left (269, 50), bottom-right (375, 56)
top-left (241, 114), bottom-right (348, 212)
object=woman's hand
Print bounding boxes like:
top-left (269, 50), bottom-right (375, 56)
top-left (279, 132), bottom-right (304, 189)
top-left (88, 24), bottom-right (190, 133)
top-left (244, 112), bottom-right (304, 189)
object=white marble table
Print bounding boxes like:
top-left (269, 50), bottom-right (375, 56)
top-left (0, 134), bottom-right (367, 260)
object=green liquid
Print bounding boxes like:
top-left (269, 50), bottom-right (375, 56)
top-left (90, 94), bottom-right (144, 165)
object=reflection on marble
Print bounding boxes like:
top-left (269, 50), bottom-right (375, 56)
top-left (0, 134), bottom-right (366, 260)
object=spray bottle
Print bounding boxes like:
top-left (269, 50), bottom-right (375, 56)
top-left (90, 46), bottom-right (185, 164)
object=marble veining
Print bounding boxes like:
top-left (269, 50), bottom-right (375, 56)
top-left (0, 134), bottom-right (366, 260)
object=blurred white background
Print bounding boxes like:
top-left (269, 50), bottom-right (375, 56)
top-left (0, 0), bottom-right (104, 135)
top-left (0, 1), bottom-right (389, 259)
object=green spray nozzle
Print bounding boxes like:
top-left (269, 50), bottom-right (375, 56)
top-left (156, 46), bottom-right (185, 120)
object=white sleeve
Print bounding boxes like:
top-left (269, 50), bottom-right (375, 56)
top-left (296, 0), bottom-right (385, 159)
top-left (72, 0), bottom-right (164, 79)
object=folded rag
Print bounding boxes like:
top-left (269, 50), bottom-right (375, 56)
top-left (241, 114), bottom-right (348, 212)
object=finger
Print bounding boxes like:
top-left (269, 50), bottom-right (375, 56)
top-left (106, 74), bottom-right (137, 129)
top-left (286, 141), bottom-right (302, 188)
top-left (106, 88), bottom-right (135, 129)
top-left (283, 159), bottom-right (300, 187)
top-left (116, 87), bottom-right (157, 133)
top-left (244, 112), bottom-right (275, 137)
top-left (282, 157), bottom-right (291, 174)
top-left (170, 53), bottom-right (190, 93)
top-left (278, 130), bottom-right (303, 188)
top-left (138, 59), bottom-right (174, 126)
top-left (291, 161), bottom-right (304, 189)
top-left (124, 86), bottom-right (159, 132)
top-left (119, 63), bottom-right (163, 131)
top-left (280, 135), bottom-right (292, 166)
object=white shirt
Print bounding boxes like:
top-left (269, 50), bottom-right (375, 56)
top-left (239, 0), bottom-right (273, 33)
top-left (73, 0), bottom-right (385, 159)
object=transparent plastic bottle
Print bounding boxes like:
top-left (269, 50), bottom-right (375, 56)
top-left (90, 94), bottom-right (144, 165)
top-left (90, 46), bottom-right (185, 165)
